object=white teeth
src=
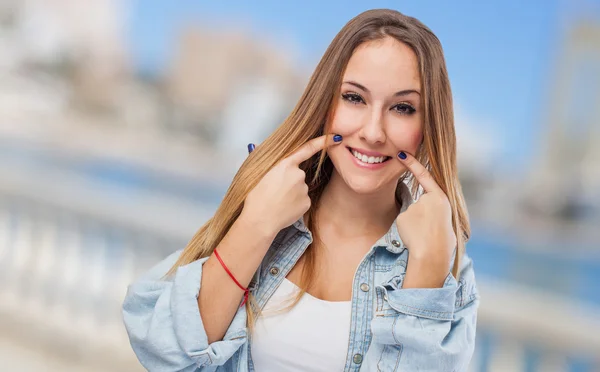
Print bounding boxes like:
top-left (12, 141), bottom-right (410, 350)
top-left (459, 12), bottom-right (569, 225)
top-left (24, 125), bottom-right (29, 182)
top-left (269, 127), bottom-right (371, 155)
top-left (352, 149), bottom-right (387, 164)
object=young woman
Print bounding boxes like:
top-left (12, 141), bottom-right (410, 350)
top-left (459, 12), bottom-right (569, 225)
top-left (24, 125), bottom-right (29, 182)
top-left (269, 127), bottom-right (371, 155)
top-left (123, 8), bottom-right (479, 372)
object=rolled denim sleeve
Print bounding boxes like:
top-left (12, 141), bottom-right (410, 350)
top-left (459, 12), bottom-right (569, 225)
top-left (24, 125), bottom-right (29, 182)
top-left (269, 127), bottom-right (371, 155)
top-left (382, 254), bottom-right (479, 371)
top-left (122, 250), bottom-right (248, 371)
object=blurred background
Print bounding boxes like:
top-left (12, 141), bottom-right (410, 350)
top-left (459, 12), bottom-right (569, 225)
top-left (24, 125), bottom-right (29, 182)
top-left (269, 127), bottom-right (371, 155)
top-left (0, 0), bottom-right (598, 371)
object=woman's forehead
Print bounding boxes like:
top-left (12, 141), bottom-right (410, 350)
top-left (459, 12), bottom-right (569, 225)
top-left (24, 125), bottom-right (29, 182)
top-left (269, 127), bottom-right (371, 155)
top-left (343, 38), bottom-right (421, 94)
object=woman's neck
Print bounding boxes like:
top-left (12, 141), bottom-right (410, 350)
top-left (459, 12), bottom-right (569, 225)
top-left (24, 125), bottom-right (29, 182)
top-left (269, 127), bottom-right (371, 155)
top-left (315, 170), bottom-right (400, 240)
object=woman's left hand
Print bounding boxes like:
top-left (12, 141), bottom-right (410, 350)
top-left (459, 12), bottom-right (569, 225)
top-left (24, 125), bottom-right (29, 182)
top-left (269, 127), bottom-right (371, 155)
top-left (395, 151), bottom-right (457, 288)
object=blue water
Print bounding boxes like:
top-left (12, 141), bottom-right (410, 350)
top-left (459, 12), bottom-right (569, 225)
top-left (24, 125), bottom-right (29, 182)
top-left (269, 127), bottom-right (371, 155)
top-left (0, 138), bottom-right (226, 206)
top-left (475, 332), bottom-right (595, 372)
top-left (467, 226), bottom-right (600, 307)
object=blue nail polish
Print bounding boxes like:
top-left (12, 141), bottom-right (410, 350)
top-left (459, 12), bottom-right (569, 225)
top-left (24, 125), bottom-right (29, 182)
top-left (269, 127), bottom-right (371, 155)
top-left (398, 151), bottom-right (407, 160)
top-left (247, 143), bottom-right (255, 153)
top-left (333, 134), bottom-right (343, 142)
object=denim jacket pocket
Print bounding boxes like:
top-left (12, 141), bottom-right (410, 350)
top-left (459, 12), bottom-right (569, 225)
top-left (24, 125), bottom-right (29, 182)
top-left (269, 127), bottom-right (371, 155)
top-left (369, 313), bottom-right (404, 371)
top-left (368, 271), bottom-right (408, 371)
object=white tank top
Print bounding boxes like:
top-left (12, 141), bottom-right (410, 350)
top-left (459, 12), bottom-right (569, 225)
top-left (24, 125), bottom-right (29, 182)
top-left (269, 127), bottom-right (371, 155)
top-left (251, 278), bottom-right (352, 371)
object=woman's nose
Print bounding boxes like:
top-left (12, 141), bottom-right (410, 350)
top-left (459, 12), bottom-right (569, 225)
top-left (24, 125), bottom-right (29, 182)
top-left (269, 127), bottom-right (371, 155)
top-left (359, 111), bottom-right (386, 144)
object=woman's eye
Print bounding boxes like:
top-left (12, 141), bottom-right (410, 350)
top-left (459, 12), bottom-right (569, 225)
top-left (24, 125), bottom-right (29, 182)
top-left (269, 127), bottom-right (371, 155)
top-left (342, 92), bottom-right (364, 104)
top-left (393, 103), bottom-right (416, 115)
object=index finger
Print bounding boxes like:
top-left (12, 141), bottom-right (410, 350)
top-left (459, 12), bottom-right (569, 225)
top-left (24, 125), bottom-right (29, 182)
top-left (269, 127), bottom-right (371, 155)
top-left (287, 134), bottom-right (342, 164)
top-left (397, 151), bottom-right (442, 194)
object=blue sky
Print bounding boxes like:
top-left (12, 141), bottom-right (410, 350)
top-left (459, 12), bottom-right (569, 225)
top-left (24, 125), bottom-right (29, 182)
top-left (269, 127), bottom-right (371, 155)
top-left (127, 0), bottom-right (599, 168)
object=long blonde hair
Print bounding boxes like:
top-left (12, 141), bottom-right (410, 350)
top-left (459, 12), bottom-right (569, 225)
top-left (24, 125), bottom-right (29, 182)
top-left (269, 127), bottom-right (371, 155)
top-left (168, 8), bottom-right (470, 328)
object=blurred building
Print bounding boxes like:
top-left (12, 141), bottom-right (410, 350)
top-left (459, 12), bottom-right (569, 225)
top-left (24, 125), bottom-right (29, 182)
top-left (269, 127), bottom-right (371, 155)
top-left (165, 24), bottom-right (303, 147)
top-left (7, 0), bottom-right (130, 112)
top-left (461, 15), bottom-right (600, 242)
top-left (524, 19), bottom-right (600, 225)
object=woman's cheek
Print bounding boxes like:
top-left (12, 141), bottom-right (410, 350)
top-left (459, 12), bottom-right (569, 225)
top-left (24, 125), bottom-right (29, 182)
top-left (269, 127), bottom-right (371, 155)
top-left (389, 124), bottom-right (423, 154)
top-left (330, 106), bottom-right (363, 135)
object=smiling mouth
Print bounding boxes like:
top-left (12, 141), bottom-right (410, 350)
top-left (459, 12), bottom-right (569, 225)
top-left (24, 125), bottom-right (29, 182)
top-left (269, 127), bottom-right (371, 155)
top-left (347, 147), bottom-right (391, 164)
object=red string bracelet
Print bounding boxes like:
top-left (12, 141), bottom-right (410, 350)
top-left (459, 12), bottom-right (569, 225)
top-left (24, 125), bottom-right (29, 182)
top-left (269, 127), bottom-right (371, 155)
top-left (213, 249), bottom-right (249, 307)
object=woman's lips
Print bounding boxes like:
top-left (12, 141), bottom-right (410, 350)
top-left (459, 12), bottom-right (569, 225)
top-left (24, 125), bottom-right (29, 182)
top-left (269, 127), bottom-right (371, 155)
top-left (346, 147), bottom-right (391, 170)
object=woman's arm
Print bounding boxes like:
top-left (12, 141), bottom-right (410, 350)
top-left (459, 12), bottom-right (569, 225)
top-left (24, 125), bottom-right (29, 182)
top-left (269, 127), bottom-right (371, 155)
top-left (198, 213), bottom-right (277, 343)
top-left (200, 134), bottom-right (342, 343)
top-left (388, 151), bottom-right (477, 369)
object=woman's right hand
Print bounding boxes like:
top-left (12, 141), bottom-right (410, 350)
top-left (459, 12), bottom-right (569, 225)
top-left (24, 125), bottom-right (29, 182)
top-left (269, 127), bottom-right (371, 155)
top-left (241, 134), bottom-right (343, 236)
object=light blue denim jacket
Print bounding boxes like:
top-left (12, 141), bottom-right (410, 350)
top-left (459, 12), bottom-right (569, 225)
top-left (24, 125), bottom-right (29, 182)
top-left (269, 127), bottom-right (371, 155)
top-left (123, 187), bottom-right (479, 372)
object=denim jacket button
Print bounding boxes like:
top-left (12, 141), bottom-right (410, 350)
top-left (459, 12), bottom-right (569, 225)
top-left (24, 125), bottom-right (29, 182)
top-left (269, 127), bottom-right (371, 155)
top-left (269, 267), bottom-right (280, 276)
top-left (391, 239), bottom-right (401, 247)
top-left (353, 353), bottom-right (363, 364)
top-left (360, 283), bottom-right (369, 292)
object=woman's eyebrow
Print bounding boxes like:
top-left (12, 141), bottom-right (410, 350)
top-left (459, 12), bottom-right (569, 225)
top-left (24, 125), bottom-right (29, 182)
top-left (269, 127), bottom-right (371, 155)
top-left (343, 81), bottom-right (420, 96)
top-left (394, 89), bottom-right (420, 97)
top-left (344, 81), bottom-right (369, 92)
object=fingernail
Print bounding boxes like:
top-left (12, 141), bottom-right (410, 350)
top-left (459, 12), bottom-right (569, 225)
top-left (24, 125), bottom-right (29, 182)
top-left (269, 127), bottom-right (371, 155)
top-left (398, 151), bottom-right (407, 160)
top-left (247, 143), bottom-right (256, 153)
top-left (333, 134), bottom-right (343, 143)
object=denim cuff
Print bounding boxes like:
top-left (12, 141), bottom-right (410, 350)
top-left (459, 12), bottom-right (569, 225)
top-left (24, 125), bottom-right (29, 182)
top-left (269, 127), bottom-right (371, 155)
top-left (170, 257), bottom-right (248, 367)
top-left (385, 273), bottom-right (458, 321)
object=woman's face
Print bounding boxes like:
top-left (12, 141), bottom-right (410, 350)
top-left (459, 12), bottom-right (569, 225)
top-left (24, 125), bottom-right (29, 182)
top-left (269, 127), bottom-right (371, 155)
top-left (327, 36), bottom-right (424, 195)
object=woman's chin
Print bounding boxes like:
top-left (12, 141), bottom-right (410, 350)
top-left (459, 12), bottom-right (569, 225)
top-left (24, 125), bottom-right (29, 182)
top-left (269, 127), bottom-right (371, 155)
top-left (343, 178), bottom-right (386, 195)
